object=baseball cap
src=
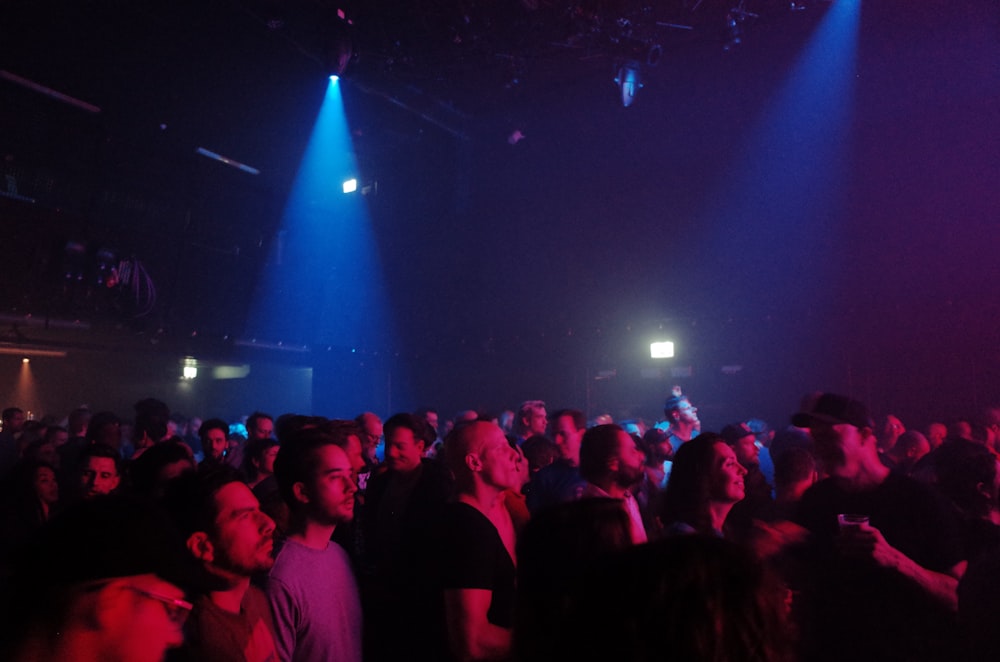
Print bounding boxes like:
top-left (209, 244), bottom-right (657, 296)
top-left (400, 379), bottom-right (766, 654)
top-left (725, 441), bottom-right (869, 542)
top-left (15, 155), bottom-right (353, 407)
top-left (791, 393), bottom-right (874, 430)
top-left (720, 422), bottom-right (755, 446)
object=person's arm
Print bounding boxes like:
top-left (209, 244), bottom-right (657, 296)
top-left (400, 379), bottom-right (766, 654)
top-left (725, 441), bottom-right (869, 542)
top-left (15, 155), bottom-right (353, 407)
top-left (845, 525), bottom-right (965, 611)
top-left (443, 588), bottom-right (512, 662)
top-left (264, 576), bottom-right (299, 662)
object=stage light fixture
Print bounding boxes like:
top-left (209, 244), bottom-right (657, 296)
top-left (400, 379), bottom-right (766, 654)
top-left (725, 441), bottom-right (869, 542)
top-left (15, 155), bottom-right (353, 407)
top-left (650, 341), bottom-right (675, 358)
top-left (342, 178), bottom-right (358, 193)
top-left (614, 61), bottom-right (643, 108)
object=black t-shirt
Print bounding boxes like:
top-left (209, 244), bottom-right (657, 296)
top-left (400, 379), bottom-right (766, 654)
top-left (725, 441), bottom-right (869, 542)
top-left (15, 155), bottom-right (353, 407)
top-left (437, 501), bottom-right (517, 629)
top-left (792, 473), bottom-right (965, 662)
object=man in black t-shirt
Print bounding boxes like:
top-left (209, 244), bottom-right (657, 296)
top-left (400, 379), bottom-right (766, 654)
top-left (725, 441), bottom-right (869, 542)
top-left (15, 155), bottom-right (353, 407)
top-left (791, 393), bottom-right (966, 662)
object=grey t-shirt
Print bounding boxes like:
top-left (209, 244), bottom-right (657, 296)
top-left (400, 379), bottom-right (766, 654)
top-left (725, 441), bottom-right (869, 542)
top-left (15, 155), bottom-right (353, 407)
top-left (266, 538), bottom-right (362, 662)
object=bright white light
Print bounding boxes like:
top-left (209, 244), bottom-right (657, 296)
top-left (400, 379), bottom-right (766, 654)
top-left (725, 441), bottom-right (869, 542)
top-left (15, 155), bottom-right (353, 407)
top-left (342, 178), bottom-right (358, 193)
top-left (182, 365), bottom-right (198, 380)
top-left (21, 357), bottom-right (29, 364)
top-left (650, 341), bottom-right (675, 359)
top-left (330, 74), bottom-right (340, 83)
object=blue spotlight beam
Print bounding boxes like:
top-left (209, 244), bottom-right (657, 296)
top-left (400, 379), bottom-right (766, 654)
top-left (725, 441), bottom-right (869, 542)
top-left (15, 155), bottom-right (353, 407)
top-left (248, 78), bottom-right (395, 358)
top-left (694, 1), bottom-right (862, 304)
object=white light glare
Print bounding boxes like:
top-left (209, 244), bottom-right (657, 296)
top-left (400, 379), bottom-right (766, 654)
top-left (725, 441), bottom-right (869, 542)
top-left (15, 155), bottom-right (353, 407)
top-left (650, 341), bottom-right (675, 359)
top-left (342, 178), bottom-right (358, 193)
top-left (183, 365), bottom-right (198, 379)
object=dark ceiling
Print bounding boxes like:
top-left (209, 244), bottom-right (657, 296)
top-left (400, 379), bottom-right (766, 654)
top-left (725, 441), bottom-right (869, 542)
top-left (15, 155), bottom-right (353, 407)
top-left (1, 0), bottom-right (998, 425)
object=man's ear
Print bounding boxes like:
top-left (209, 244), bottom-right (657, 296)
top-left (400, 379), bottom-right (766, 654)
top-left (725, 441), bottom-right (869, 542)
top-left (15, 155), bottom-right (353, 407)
top-left (465, 452), bottom-right (483, 473)
top-left (186, 531), bottom-right (214, 563)
top-left (292, 481), bottom-right (310, 506)
top-left (91, 579), bottom-right (131, 632)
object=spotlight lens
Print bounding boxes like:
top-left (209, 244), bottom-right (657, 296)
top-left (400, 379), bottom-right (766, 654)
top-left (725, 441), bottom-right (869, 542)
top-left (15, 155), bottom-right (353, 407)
top-left (21, 357), bottom-right (29, 364)
top-left (330, 75), bottom-right (340, 83)
top-left (650, 342), bottom-right (675, 359)
top-left (342, 178), bottom-right (358, 194)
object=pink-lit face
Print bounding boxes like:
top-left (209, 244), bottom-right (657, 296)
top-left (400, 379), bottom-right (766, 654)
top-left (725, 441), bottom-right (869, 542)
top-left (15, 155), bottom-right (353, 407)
top-left (81, 456), bottom-right (120, 498)
top-left (731, 434), bottom-right (759, 468)
top-left (34, 465), bottom-right (59, 505)
top-left (205, 429), bottom-right (228, 462)
top-left (477, 426), bottom-right (521, 491)
top-left (250, 418), bottom-right (274, 440)
top-left (104, 574), bottom-right (188, 662)
top-left (615, 431), bottom-right (646, 487)
top-left (304, 444), bottom-right (357, 525)
top-left (208, 482), bottom-right (275, 576)
top-left (255, 445), bottom-right (279, 476)
top-left (553, 414), bottom-right (583, 465)
top-left (386, 427), bottom-right (424, 474)
top-left (710, 442), bottom-right (746, 504)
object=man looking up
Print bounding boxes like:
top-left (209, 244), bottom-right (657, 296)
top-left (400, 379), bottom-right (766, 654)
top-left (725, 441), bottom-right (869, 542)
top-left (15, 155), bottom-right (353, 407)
top-left (164, 467), bottom-right (279, 661)
top-left (267, 427), bottom-right (362, 662)
top-left (791, 393), bottom-right (966, 662)
top-left (579, 424), bottom-right (648, 544)
top-left (436, 421), bottom-right (521, 662)
top-left (663, 389), bottom-right (699, 454)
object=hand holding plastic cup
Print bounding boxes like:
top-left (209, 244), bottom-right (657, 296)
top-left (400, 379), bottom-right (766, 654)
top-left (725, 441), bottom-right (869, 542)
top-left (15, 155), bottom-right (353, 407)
top-left (837, 513), bottom-right (869, 535)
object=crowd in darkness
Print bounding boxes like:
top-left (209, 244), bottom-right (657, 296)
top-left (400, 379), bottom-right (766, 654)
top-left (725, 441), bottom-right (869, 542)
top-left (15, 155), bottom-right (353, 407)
top-left (2, 389), bottom-right (1000, 661)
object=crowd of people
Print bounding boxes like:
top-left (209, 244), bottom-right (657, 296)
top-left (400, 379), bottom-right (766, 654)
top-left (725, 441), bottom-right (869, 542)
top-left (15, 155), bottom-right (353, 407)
top-left (1, 389), bottom-right (1000, 661)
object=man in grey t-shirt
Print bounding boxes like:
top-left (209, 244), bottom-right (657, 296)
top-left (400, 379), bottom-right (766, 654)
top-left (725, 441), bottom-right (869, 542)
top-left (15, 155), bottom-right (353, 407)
top-left (267, 427), bottom-right (362, 662)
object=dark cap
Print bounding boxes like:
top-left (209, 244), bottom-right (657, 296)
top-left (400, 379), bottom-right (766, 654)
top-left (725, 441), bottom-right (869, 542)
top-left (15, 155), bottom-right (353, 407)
top-left (720, 422), bottom-right (755, 446)
top-left (791, 393), bottom-right (874, 430)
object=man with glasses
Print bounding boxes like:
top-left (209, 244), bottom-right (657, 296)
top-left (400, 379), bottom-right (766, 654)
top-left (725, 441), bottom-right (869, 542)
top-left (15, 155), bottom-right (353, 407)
top-left (3, 496), bottom-right (197, 662)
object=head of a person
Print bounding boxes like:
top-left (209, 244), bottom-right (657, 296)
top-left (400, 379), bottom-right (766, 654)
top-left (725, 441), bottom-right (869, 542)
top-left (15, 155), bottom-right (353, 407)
top-left (551, 408), bottom-right (586, 466)
top-left (2, 407), bottom-right (25, 434)
top-left (164, 466), bottom-right (276, 585)
top-left (3, 496), bottom-right (196, 662)
top-left (661, 433), bottom-right (747, 534)
top-left (199, 418), bottom-right (230, 463)
top-left (44, 425), bottom-right (69, 448)
top-left (319, 418), bottom-right (367, 480)
top-left (929, 438), bottom-right (1000, 521)
top-left (721, 422), bottom-right (760, 469)
top-left (773, 446), bottom-right (818, 499)
top-left (134, 398), bottom-right (170, 445)
top-left (791, 393), bottom-right (877, 480)
top-left (129, 441), bottom-right (196, 499)
top-left (245, 412), bottom-right (274, 440)
top-left (414, 407), bottom-right (440, 437)
top-left (521, 434), bottom-right (559, 475)
top-left (68, 407), bottom-right (91, 437)
top-left (579, 424), bottom-right (645, 491)
top-left (893, 430), bottom-right (931, 467)
top-left (79, 443), bottom-right (122, 499)
top-left (641, 427), bottom-right (672, 465)
top-left (445, 421), bottom-right (521, 494)
top-left (354, 411), bottom-right (383, 462)
top-left (274, 427), bottom-right (357, 526)
top-left (23, 437), bottom-right (60, 469)
top-left (516, 400), bottom-right (548, 438)
top-left (85, 411), bottom-right (122, 449)
top-left (243, 437), bottom-right (280, 482)
top-left (926, 422), bottom-right (948, 449)
top-left (663, 393), bottom-right (698, 428)
top-left (383, 412), bottom-right (432, 474)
